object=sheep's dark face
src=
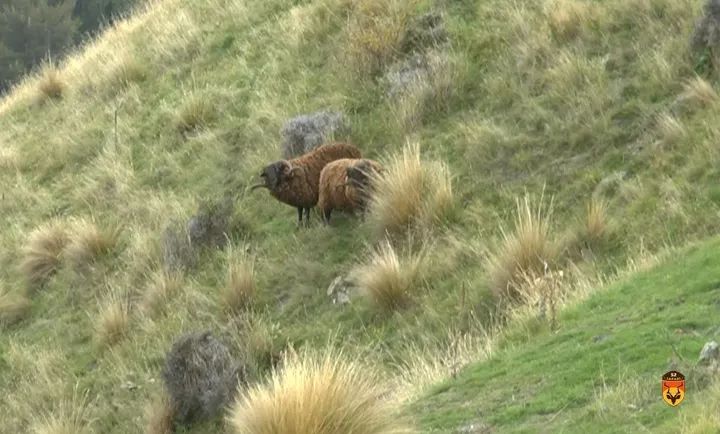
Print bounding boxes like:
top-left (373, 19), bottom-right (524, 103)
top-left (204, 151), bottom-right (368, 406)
top-left (258, 161), bottom-right (291, 190)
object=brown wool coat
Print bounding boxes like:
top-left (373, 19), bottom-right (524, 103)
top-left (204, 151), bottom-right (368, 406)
top-left (267, 143), bottom-right (361, 209)
top-left (318, 158), bottom-right (383, 215)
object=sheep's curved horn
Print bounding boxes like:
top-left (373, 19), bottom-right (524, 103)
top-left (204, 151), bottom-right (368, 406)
top-left (250, 183), bottom-right (267, 191)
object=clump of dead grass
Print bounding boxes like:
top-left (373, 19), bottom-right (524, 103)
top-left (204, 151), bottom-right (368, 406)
top-left (0, 290), bottom-right (31, 327)
top-left (20, 220), bottom-right (70, 287)
top-left (221, 245), bottom-right (256, 313)
top-left (143, 393), bottom-right (175, 434)
top-left (227, 348), bottom-right (413, 434)
top-left (64, 218), bottom-right (119, 268)
top-left (94, 295), bottom-right (130, 347)
top-left (487, 192), bottom-right (560, 300)
top-left (140, 270), bottom-right (183, 317)
top-left (353, 238), bottom-right (427, 313)
top-left (368, 141), bottom-right (453, 235)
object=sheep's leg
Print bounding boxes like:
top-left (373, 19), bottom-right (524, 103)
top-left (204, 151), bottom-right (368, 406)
top-left (304, 208), bottom-right (311, 227)
top-left (322, 209), bottom-right (332, 225)
top-left (297, 206), bottom-right (302, 227)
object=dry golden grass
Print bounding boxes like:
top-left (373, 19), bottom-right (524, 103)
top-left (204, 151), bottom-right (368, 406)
top-left (0, 290), bottom-right (31, 327)
top-left (346, 0), bottom-right (417, 75)
top-left (140, 270), bottom-right (183, 316)
top-left (679, 76), bottom-right (719, 108)
top-left (36, 64), bottom-right (66, 101)
top-left (368, 141), bottom-right (453, 234)
top-left (109, 53), bottom-right (148, 89)
top-left (144, 393), bottom-right (175, 434)
top-left (679, 380), bottom-right (720, 434)
top-left (20, 220), bottom-right (70, 286)
top-left (589, 372), bottom-right (653, 422)
top-left (175, 92), bottom-right (216, 133)
top-left (228, 348), bottom-right (413, 434)
top-left (95, 296), bottom-right (130, 347)
top-left (222, 246), bottom-right (256, 313)
top-left (584, 197), bottom-right (610, 244)
top-left (487, 193), bottom-right (559, 300)
top-left (29, 389), bottom-right (92, 434)
top-left (353, 239), bottom-right (426, 312)
top-left (64, 218), bottom-right (118, 268)
top-left (656, 112), bottom-right (687, 145)
top-left (544, 0), bottom-right (596, 41)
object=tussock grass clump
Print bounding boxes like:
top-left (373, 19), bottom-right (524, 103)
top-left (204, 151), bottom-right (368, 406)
top-left (354, 239), bottom-right (427, 312)
top-left (545, 0), bottom-right (597, 41)
top-left (140, 270), bottom-right (183, 316)
top-left (368, 141), bottom-right (453, 234)
top-left (36, 64), bottom-right (66, 101)
top-left (0, 291), bottom-right (31, 327)
top-left (346, 0), bottom-right (418, 75)
top-left (222, 246), bottom-right (256, 313)
top-left (487, 193), bottom-right (559, 300)
top-left (94, 296), bottom-right (130, 347)
top-left (110, 53), bottom-right (148, 89)
top-left (64, 219), bottom-right (119, 268)
top-left (656, 112), bottom-right (687, 145)
top-left (583, 197), bottom-right (610, 245)
top-left (144, 393), bottom-right (175, 434)
top-left (20, 220), bottom-right (70, 286)
top-left (29, 390), bottom-right (92, 434)
top-left (175, 92), bottom-right (216, 133)
top-left (228, 348), bottom-right (413, 434)
top-left (679, 75), bottom-right (719, 107)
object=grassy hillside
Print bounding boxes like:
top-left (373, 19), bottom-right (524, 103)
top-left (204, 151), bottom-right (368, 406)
top-left (414, 238), bottom-right (720, 433)
top-left (1, 0), bottom-right (720, 432)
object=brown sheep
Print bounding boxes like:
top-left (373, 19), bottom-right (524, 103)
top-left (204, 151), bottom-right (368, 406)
top-left (250, 143), bottom-right (362, 227)
top-left (317, 158), bottom-right (383, 224)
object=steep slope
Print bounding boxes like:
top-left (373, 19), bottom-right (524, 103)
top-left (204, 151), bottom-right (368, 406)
top-left (0, 0), bottom-right (719, 432)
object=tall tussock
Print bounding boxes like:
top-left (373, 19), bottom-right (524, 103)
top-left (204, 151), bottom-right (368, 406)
top-left (94, 295), bottom-right (130, 348)
top-left (353, 238), bottom-right (427, 313)
top-left (64, 219), bottom-right (119, 268)
top-left (36, 64), bottom-right (66, 101)
top-left (488, 193), bottom-right (559, 300)
top-left (20, 221), bottom-right (70, 287)
top-left (228, 348), bottom-right (414, 434)
top-left (143, 393), bottom-right (175, 434)
top-left (368, 141), bottom-right (453, 235)
top-left (222, 245), bottom-right (257, 313)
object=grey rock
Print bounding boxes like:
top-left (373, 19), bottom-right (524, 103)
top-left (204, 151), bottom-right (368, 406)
top-left (280, 111), bottom-right (350, 159)
top-left (699, 340), bottom-right (720, 364)
top-left (692, 0), bottom-right (720, 55)
top-left (327, 275), bottom-right (354, 305)
top-left (384, 54), bottom-right (430, 98)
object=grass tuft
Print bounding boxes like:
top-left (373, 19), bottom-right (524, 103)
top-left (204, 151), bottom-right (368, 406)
top-left (175, 92), bottom-right (216, 133)
top-left (64, 219), bottom-right (119, 268)
top-left (221, 245), bottom-right (257, 313)
top-left (487, 192), bottom-right (559, 301)
top-left (94, 295), bottom-right (130, 347)
top-left (143, 393), bottom-right (175, 434)
top-left (353, 238), bottom-right (426, 312)
top-left (36, 64), bottom-right (66, 101)
top-left (583, 197), bottom-right (610, 245)
top-left (368, 141), bottom-right (453, 234)
top-left (20, 221), bottom-right (70, 287)
top-left (0, 290), bottom-right (31, 327)
top-left (140, 270), bottom-right (183, 316)
top-left (679, 75), bottom-right (719, 108)
top-left (346, 0), bottom-right (417, 76)
top-left (228, 348), bottom-right (413, 434)
top-left (29, 389), bottom-right (91, 434)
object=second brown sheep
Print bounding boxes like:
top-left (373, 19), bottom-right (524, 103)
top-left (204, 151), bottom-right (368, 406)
top-left (317, 158), bottom-right (384, 224)
top-left (251, 142), bottom-right (362, 227)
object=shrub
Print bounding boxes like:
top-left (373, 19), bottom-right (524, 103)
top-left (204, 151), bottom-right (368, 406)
top-left (64, 219), bottom-right (119, 268)
top-left (228, 348), bottom-right (413, 434)
top-left (368, 141), bottom-right (453, 234)
top-left (162, 331), bottom-right (243, 426)
top-left (175, 92), bottom-right (216, 133)
top-left (221, 246), bottom-right (256, 313)
top-left (95, 296), bottom-right (130, 347)
top-left (487, 193), bottom-right (559, 300)
top-left (353, 239), bottom-right (426, 312)
top-left (144, 393), bottom-right (175, 434)
top-left (36, 64), bottom-right (66, 101)
top-left (20, 220), bottom-right (70, 287)
top-left (0, 291), bottom-right (31, 327)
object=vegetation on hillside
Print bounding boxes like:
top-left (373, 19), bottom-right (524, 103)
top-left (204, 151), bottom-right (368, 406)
top-left (0, 0), bottom-right (719, 432)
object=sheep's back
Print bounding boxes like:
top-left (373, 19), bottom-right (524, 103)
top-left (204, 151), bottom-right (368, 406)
top-left (318, 159), bottom-right (361, 212)
top-left (291, 143), bottom-right (362, 186)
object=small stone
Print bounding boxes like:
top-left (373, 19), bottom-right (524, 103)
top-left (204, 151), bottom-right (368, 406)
top-left (327, 275), bottom-right (353, 305)
top-left (699, 341), bottom-right (720, 364)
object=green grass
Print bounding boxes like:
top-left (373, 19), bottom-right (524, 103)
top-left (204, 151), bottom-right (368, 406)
top-left (0, 0), bottom-right (720, 431)
top-left (412, 238), bottom-right (720, 432)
